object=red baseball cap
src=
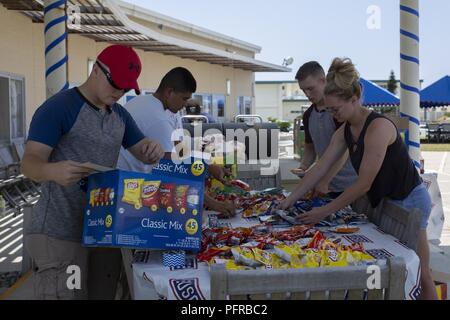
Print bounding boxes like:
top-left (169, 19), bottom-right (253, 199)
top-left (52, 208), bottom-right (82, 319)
top-left (97, 45), bottom-right (142, 94)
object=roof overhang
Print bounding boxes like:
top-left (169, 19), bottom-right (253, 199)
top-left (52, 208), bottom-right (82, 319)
top-left (0, 0), bottom-right (290, 73)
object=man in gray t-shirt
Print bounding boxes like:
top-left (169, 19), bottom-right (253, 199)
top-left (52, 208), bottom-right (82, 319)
top-left (21, 45), bottom-right (164, 300)
top-left (295, 61), bottom-right (357, 197)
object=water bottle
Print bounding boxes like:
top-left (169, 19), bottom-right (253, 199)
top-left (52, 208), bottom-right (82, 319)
top-left (0, 195), bottom-right (6, 218)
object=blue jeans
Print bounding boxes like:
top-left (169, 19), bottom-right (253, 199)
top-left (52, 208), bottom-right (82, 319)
top-left (389, 183), bottom-right (431, 230)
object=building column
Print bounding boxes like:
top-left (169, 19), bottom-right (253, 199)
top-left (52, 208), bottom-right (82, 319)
top-left (400, 0), bottom-right (421, 168)
top-left (44, 0), bottom-right (68, 98)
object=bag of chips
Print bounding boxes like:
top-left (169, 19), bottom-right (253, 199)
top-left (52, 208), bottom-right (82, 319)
top-left (160, 183), bottom-right (176, 213)
top-left (274, 244), bottom-right (304, 267)
top-left (225, 259), bottom-right (254, 271)
top-left (322, 249), bottom-right (350, 267)
top-left (231, 247), bottom-right (262, 268)
top-left (89, 188), bottom-right (97, 207)
top-left (175, 185), bottom-right (189, 213)
top-left (122, 179), bottom-right (144, 209)
top-left (252, 248), bottom-right (288, 269)
top-left (141, 181), bottom-right (161, 212)
top-left (187, 187), bottom-right (200, 214)
top-left (300, 249), bottom-right (322, 268)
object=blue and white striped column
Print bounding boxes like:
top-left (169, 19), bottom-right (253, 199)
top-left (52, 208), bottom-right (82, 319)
top-left (44, 0), bottom-right (68, 98)
top-left (400, 0), bottom-right (421, 169)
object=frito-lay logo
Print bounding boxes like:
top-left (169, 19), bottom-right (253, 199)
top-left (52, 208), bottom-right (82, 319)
top-left (143, 185), bottom-right (157, 193)
top-left (127, 182), bottom-right (138, 190)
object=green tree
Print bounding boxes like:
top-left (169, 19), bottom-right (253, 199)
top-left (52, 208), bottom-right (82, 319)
top-left (387, 70), bottom-right (398, 94)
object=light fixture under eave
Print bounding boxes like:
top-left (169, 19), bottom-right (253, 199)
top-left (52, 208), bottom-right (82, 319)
top-left (282, 57), bottom-right (294, 67)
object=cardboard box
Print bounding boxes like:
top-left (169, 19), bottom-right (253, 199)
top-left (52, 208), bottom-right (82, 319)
top-left (82, 159), bottom-right (208, 251)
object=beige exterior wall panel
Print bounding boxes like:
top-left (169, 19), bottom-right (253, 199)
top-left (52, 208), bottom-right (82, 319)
top-left (0, 8), bottom-right (254, 129)
top-left (0, 6), bottom-right (46, 130)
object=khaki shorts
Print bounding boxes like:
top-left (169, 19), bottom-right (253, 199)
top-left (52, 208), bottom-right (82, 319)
top-left (25, 234), bottom-right (123, 300)
top-left (25, 234), bottom-right (88, 300)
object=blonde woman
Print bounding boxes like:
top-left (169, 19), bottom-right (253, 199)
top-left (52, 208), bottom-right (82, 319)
top-left (279, 57), bottom-right (436, 300)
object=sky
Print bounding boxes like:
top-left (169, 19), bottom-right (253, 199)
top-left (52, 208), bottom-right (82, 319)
top-left (125, 0), bottom-right (450, 87)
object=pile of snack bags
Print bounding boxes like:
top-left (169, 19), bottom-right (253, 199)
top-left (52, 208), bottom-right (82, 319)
top-left (207, 178), bottom-right (287, 218)
top-left (207, 179), bottom-right (367, 226)
top-left (197, 224), bottom-right (374, 270)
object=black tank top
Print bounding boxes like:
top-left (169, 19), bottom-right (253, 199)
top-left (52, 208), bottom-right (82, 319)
top-left (344, 112), bottom-right (421, 208)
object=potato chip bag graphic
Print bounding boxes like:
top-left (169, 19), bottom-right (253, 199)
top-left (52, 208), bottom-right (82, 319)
top-left (141, 181), bottom-right (161, 212)
top-left (175, 185), bottom-right (189, 213)
top-left (122, 179), bottom-right (144, 208)
top-left (160, 183), bottom-right (176, 212)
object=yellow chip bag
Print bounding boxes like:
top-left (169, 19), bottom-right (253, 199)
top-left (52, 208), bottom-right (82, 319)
top-left (323, 249), bottom-right (350, 267)
top-left (122, 179), bottom-right (144, 208)
top-left (231, 247), bottom-right (261, 268)
top-left (350, 251), bottom-right (376, 265)
top-left (270, 255), bottom-right (291, 269)
top-left (89, 189), bottom-right (97, 207)
top-left (274, 244), bottom-right (304, 267)
top-left (225, 260), bottom-right (253, 271)
top-left (300, 249), bottom-right (322, 268)
top-left (252, 248), bottom-right (273, 267)
top-left (252, 248), bottom-right (290, 270)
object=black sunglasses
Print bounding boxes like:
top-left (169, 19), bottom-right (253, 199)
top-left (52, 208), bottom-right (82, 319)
top-left (96, 61), bottom-right (131, 93)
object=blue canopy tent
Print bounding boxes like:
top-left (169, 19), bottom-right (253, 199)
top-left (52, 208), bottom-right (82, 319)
top-left (360, 78), bottom-right (400, 106)
top-left (420, 75), bottom-right (450, 108)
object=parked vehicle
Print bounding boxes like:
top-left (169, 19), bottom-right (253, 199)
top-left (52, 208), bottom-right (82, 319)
top-left (419, 124), bottom-right (429, 141)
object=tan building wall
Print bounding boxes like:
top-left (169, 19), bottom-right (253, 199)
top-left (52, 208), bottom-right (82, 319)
top-left (254, 83), bottom-right (283, 121)
top-left (0, 6), bottom-right (46, 133)
top-left (0, 6), bottom-right (254, 135)
top-left (255, 81), bottom-right (309, 122)
top-left (283, 82), bottom-right (302, 97)
top-left (282, 100), bottom-right (311, 122)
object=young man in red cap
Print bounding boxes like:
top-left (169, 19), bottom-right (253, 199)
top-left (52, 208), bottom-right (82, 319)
top-left (21, 45), bottom-right (164, 300)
